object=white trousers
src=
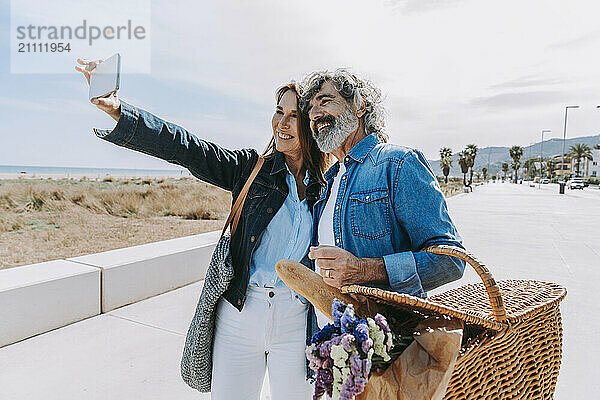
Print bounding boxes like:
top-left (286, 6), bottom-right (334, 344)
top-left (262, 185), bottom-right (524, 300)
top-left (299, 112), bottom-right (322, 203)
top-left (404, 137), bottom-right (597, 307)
top-left (211, 286), bottom-right (313, 400)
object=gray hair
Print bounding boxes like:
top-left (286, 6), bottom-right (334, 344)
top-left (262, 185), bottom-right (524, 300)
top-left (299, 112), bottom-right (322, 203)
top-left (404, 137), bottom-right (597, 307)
top-left (298, 69), bottom-right (388, 143)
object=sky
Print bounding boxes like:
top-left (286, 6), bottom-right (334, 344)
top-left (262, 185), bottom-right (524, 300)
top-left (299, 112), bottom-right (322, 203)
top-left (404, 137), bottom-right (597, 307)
top-left (1, 0), bottom-right (600, 170)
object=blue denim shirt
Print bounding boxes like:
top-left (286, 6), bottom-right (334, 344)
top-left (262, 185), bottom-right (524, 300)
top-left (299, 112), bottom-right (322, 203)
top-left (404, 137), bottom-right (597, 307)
top-left (311, 133), bottom-right (465, 297)
top-left (249, 166), bottom-right (312, 288)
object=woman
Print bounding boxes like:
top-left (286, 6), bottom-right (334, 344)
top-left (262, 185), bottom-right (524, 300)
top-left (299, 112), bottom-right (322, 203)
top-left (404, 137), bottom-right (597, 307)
top-left (76, 58), bottom-right (328, 399)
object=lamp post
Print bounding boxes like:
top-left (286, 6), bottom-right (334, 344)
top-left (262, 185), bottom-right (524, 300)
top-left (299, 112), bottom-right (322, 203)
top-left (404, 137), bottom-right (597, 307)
top-left (539, 129), bottom-right (551, 188)
top-left (487, 147), bottom-right (491, 182)
top-left (561, 105), bottom-right (579, 187)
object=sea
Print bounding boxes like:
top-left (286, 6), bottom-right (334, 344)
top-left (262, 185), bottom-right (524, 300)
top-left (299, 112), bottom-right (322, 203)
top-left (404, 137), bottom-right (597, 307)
top-left (0, 165), bottom-right (191, 177)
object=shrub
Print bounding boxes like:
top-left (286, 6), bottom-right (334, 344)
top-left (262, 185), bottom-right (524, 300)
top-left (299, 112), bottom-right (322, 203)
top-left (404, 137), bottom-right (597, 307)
top-left (25, 191), bottom-right (45, 211)
top-left (71, 194), bottom-right (85, 204)
top-left (51, 190), bottom-right (65, 201)
top-left (584, 177), bottom-right (600, 185)
top-left (0, 215), bottom-right (24, 232)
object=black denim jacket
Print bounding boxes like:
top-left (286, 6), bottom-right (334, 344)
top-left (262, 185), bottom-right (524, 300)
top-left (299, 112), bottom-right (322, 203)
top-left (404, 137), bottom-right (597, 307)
top-left (95, 101), bottom-right (324, 312)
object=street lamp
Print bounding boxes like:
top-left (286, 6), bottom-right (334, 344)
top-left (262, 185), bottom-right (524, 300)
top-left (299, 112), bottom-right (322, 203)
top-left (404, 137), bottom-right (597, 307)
top-left (561, 105), bottom-right (579, 185)
top-left (539, 129), bottom-right (551, 188)
top-left (487, 147), bottom-right (491, 183)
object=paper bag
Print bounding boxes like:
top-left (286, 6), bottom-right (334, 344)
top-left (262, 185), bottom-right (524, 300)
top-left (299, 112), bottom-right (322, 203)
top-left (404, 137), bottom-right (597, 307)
top-left (357, 316), bottom-right (463, 400)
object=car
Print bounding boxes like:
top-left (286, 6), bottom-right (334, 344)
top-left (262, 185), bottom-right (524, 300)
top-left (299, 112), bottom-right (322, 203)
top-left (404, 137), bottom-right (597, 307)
top-left (540, 178), bottom-right (550, 184)
top-left (568, 179), bottom-right (584, 190)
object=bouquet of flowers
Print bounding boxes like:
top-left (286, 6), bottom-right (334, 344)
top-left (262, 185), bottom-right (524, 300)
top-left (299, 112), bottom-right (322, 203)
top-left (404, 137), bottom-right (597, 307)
top-left (305, 298), bottom-right (415, 400)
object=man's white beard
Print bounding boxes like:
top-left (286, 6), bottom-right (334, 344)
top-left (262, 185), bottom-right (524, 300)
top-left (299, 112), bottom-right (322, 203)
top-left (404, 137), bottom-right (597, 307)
top-left (314, 106), bottom-right (359, 153)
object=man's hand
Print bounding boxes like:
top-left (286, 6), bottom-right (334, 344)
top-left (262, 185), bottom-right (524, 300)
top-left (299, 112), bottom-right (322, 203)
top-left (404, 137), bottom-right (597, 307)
top-left (308, 245), bottom-right (388, 288)
top-left (75, 58), bottom-right (121, 122)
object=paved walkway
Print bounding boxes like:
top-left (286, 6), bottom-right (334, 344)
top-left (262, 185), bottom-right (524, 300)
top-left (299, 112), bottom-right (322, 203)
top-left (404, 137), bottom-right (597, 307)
top-left (434, 182), bottom-right (599, 399)
top-left (1, 182), bottom-right (597, 399)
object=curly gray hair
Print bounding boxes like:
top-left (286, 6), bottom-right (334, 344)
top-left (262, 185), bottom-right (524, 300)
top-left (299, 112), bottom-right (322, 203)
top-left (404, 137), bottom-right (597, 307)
top-left (298, 69), bottom-right (388, 143)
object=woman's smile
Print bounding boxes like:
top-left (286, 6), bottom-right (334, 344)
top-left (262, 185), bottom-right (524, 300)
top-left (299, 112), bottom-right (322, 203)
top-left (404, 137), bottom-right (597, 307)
top-left (277, 131), bottom-right (294, 140)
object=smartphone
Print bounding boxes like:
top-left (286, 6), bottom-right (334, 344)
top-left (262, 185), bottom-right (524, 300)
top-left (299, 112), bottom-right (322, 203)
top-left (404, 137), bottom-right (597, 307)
top-left (89, 53), bottom-right (121, 101)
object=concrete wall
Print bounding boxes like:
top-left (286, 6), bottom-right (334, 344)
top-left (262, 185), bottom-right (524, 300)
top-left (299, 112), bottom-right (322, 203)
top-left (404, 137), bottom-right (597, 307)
top-left (0, 231), bottom-right (219, 347)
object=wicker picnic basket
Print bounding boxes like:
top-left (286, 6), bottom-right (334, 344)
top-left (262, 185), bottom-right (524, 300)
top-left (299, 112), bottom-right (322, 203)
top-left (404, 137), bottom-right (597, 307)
top-left (341, 245), bottom-right (567, 399)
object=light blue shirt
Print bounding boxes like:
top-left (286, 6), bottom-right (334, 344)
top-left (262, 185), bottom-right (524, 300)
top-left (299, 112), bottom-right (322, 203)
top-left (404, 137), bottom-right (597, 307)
top-left (249, 166), bottom-right (313, 288)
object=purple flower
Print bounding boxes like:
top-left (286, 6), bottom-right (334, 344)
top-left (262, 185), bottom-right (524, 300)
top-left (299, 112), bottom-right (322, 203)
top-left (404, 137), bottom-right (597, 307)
top-left (330, 334), bottom-right (343, 346)
top-left (307, 298), bottom-right (395, 399)
top-left (315, 368), bottom-right (333, 386)
top-left (341, 334), bottom-right (355, 352)
top-left (361, 337), bottom-right (373, 353)
top-left (313, 368), bottom-right (333, 400)
top-left (349, 353), bottom-right (371, 377)
top-left (339, 374), bottom-right (369, 399)
top-left (353, 376), bottom-right (368, 393)
top-left (318, 334), bottom-right (343, 358)
top-left (312, 387), bottom-right (324, 400)
top-left (332, 298), bottom-right (346, 328)
top-left (374, 313), bottom-right (391, 333)
top-left (353, 319), bottom-right (369, 343)
top-left (311, 323), bottom-right (336, 344)
top-left (306, 344), bottom-right (323, 371)
top-left (319, 339), bottom-right (333, 358)
top-left (374, 313), bottom-right (393, 351)
top-left (340, 304), bottom-right (357, 334)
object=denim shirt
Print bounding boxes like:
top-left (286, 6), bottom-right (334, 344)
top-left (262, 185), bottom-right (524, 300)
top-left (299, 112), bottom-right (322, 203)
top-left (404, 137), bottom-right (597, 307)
top-left (311, 133), bottom-right (466, 297)
top-left (249, 167), bottom-right (312, 288)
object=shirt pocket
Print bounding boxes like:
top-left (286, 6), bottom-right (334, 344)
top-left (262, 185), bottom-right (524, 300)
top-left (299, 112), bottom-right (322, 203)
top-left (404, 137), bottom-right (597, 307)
top-left (244, 182), bottom-right (270, 213)
top-left (349, 188), bottom-right (391, 239)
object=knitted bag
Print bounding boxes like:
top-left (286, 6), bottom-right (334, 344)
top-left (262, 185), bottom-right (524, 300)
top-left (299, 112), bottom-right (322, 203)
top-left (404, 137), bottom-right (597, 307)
top-left (180, 154), bottom-right (265, 391)
top-left (180, 233), bottom-right (234, 391)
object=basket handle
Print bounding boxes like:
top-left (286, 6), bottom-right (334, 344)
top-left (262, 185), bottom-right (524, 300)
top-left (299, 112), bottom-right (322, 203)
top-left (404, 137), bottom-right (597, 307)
top-left (420, 245), bottom-right (508, 323)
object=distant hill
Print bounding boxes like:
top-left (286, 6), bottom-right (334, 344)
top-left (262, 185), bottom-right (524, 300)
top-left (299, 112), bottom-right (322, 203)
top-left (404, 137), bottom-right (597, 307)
top-left (428, 134), bottom-right (600, 177)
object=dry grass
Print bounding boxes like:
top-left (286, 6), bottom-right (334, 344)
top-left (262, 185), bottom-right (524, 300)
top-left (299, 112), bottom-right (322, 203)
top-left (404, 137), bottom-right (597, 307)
top-left (439, 181), bottom-right (465, 197)
top-left (0, 177), bottom-right (230, 269)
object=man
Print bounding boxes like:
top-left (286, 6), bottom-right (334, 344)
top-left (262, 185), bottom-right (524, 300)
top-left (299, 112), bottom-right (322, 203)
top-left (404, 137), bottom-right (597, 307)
top-left (298, 70), bottom-right (465, 327)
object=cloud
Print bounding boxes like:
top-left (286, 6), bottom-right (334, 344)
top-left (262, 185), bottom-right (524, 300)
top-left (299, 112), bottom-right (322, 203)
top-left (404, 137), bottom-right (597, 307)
top-left (548, 30), bottom-right (600, 49)
top-left (490, 76), bottom-right (563, 90)
top-left (470, 91), bottom-right (565, 109)
top-left (383, 0), bottom-right (464, 14)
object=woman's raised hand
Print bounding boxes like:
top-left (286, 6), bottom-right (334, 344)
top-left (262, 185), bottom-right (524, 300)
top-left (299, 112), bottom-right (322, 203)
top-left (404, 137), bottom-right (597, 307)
top-left (75, 58), bottom-right (121, 122)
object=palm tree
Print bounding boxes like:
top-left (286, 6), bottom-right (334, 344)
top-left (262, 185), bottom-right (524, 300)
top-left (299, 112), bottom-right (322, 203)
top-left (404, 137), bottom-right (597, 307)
top-left (482, 167), bottom-right (488, 181)
top-left (546, 159), bottom-right (556, 178)
top-left (569, 143), bottom-right (593, 176)
top-left (511, 160), bottom-right (521, 182)
top-left (523, 158), bottom-right (538, 179)
top-left (458, 151), bottom-right (469, 188)
top-left (439, 147), bottom-right (453, 184)
top-left (465, 144), bottom-right (478, 186)
top-left (509, 145), bottom-right (524, 183)
top-left (501, 162), bottom-right (509, 181)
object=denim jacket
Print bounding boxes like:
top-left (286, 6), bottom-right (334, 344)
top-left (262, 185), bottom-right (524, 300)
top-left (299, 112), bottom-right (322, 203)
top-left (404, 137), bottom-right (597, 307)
top-left (311, 133), bottom-right (466, 297)
top-left (94, 100), bottom-right (324, 311)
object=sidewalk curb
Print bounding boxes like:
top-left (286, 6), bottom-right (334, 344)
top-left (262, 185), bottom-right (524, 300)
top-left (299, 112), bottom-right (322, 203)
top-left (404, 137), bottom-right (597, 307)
top-left (0, 231), bottom-right (218, 347)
